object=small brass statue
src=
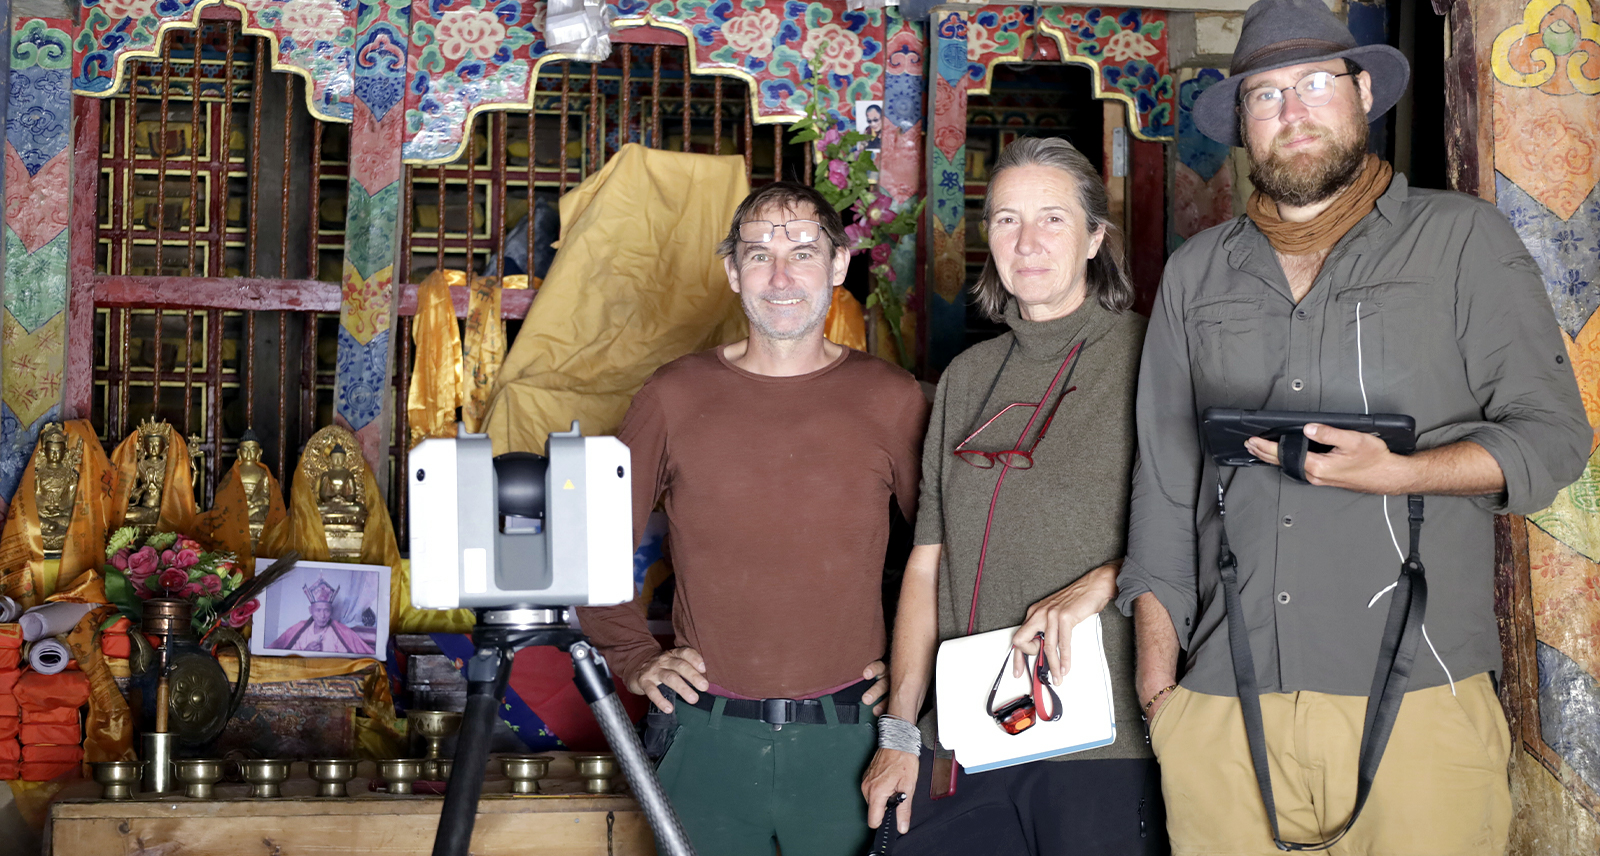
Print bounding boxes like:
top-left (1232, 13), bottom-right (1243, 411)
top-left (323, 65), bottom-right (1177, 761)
top-left (315, 443), bottom-right (367, 559)
top-left (236, 430), bottom-right (272, 548)
top-left (34, 423), bottom-right (83, 557)
top-left (125, 418), bottom-right (172, 535)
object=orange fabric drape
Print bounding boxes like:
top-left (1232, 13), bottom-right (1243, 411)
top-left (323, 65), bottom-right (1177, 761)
top-left (46, 572), bottom-right (134, 768)
top-left (0, 421), bottom-right (118, 605)
top-left (462, 275), bottom-right (508, 434)
top-left (408, 270), bottom-right (464, 447)
top-left (824, 285), bottom-right (868, 352)
top-left (109, 426), bottom-right (199, 537)
top-left (194, 460), bottom-right (286, 568)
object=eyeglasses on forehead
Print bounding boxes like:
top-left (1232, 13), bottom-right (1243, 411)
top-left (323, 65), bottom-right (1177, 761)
top-left (1238, 70), bottom-right (1354, 121)
top-left (738, 219), bottom-right (822, 244)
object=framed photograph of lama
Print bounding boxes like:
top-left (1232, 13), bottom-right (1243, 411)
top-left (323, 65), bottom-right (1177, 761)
top-left (248, 559), bottom-right (390, 659)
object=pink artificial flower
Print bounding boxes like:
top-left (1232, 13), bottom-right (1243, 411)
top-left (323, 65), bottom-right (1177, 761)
top-left (127, 547), bottom-right (160, 579)
top-left (867, 193), bottom-right (897, 226)
top-left (201, 574), bottom-right (223, 595)
top-left (871, 243), bottom-right (892, 265)
top-left (176, 537), bottom-right (204, 553)
top-left (823, 127), bottom-right (842, 146)
top-left (844, 221), bottom-right (872, 249)
top-left (158, 568), bottom-right (188, 592)
top-left (180, 582), bottom-right (204, 599)
top-left (132, 578), bottom-right (153, 600)
top-left (226, 599), bottom-right (260, 629)
top-left (827, 158), bottom-right (849, 188)
top-left (172, 549), bottom-right (200, 570)
top-left (111, 549), bottom-right (131, 571)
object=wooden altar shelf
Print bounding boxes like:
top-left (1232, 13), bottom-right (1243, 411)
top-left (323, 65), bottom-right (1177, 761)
top-left (46, 754), bottom-right (656, 856)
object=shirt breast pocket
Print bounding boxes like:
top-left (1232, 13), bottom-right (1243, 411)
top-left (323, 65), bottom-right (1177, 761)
top-left (1332, 280), bottom-right (1434, 402)
top-left (1186, 296), bottom-right (1266, 404)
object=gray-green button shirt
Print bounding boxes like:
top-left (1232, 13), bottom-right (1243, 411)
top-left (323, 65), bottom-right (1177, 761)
top-left (1116, 175), bottom-right (1590, 697)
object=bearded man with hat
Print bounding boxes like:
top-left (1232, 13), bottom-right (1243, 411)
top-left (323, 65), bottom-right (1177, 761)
top-left (1118, 0), bottom-right (1589, 853)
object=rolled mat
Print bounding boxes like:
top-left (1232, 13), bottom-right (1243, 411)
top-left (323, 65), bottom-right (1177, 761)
top-left (0, 717), bottom-right (15, 740)
top-left (0, 624), bottom-right (20, 648)
top-left (21, 760), bottom-right (78, 781)
top-left (16, 671), bottom-right (91, 711)
top-left (20, 723), bottom-right (80, 745)
top-left (21, 707), bottom-right (78, 725)
top-left (26, 638), bottom-right (72, 675)
top-left (22, 744), bottom-right (82, 763)
top-left (0, 597), bottom-right (19, 623)
top-left (18, 603), bottom-right (94, 642)
top-left (0, 649), bottom-right (17, 671)
top-left (0, 739), bottom-right (18, 761)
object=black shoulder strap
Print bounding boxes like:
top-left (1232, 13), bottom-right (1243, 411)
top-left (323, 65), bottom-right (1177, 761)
top-left (1216, 488), bottom-right (1428, 851)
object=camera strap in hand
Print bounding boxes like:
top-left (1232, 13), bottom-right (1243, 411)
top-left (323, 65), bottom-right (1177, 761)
top-left (1216, 487), bottom-right (1428, 852)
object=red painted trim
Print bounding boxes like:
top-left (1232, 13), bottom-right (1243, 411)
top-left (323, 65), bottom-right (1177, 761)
top-left (397, 284), bottom-right (534, 319)
top-left (66, 97), bottom-right (104, 419)
top-left (93, 275), bottom-right (343, 312)
top-left (1129, 138), bottom-right (1165, 317)
top-left (609, 25), bottom-right (687, 46)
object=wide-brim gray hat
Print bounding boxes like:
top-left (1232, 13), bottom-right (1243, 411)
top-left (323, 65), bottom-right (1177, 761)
top-left (1193, 0), bottom-right (1410, 147)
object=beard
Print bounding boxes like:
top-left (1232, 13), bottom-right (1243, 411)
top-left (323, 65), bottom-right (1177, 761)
top-left (742, 287), bottom-right (832, 342)
top-left (1246, 115), bottom-right (1369, 207)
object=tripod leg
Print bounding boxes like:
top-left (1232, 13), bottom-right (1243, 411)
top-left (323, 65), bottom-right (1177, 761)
top-left (432, 644), bottom-right (513, 856)
top-left (572, 641), bottom-right (697, 856)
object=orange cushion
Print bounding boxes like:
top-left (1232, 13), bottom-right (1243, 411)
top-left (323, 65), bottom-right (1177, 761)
top-left (99, 633), bottom-right (131, 660)
top-left (0, 650), bottom-right (18, 671)
top-left (20, 760), bottom-right (78, 781)
top-left (0, 718), bottom-right (15, 740)
top-left (0, 669), bottom-right (20, 694)
top-left (0, 696), bottom-right (16, 717)
top-left (21, 744), bottom-right (81, 763)
top-left (20, 723), bottom-right (79, 745)
top-left (0, 761), bottom-right (16, 780)
top-left (0, 740), bottom-right (18, 761)
top-left (16, 670), bottom-right (90, 711)
top-left (21, 707), bottom-right (79, 725)
top-left (0, 624), bottom-right (21, 649)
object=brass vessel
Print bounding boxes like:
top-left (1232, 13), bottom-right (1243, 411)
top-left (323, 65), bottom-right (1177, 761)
top-left (92, 761), bottom-right (143, 800)
top-left (175, 758), bottom-right (225, 799)
top-left (409, 710), bottom-right (462, 780)
top-left (572, 753), bottom-right (620, 794)
top-left (308, 759), bottom-right (359, 797)
top-left (240, 758), bottom-right (292, 798)
top-left (378, 759), bottom-right (424, 795)
top-left (500, 755), bottom-right (553, 795)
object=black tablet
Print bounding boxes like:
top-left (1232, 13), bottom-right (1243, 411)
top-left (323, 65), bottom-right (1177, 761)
top-left (1202, 408), bottom-right (1417, 469)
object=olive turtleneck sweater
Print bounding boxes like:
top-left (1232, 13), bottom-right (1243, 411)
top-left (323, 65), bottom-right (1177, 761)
top-left (916, 295), bottom-right (1148, 759)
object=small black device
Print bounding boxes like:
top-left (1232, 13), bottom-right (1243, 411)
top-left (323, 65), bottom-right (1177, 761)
top-left (1202, 408), bottom-right (1416, 483)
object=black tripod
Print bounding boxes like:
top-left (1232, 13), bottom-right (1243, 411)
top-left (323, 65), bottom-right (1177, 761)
top-left (430, 607), bottom-right (696, 856)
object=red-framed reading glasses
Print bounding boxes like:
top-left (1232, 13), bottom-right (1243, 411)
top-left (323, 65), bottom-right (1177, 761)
top-left (951, 339), bottom-right (1084, 470)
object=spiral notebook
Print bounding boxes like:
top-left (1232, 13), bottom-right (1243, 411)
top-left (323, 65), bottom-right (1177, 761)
top-left (934, 615), bottom-right (1116, 774)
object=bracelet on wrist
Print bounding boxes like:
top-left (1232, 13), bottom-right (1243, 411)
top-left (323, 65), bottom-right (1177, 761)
top-left (877, 713), bottom-right (923, 755)
top-left (1141, 684), bottom-right (1179, 721)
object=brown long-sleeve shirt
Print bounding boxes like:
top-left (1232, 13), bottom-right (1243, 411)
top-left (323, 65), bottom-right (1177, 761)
top-left (576, 346), bottom-right (929, 698)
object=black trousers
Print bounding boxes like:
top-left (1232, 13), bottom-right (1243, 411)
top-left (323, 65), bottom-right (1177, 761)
top-left (889, 748), bottom-right (1169, 856)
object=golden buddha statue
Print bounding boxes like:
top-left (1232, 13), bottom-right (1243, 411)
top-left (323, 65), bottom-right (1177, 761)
top-left (236, 430), bottom-right (272, 547)
top-left (34, 423), bottom-right (83, 557)
top-left (316, 443), bottom-right (367, 559)
top-left (188, 432), bottom-right (205, 504)
top-left (125, 418), bottom-right (171, 535)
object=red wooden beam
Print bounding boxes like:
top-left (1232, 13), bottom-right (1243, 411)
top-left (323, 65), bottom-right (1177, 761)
top-left (610, 25), bottom-right (687, 46)
top-left (66, 97), bottom-right (104, 420)
top-left (396, 285), bottom-right (535, 319)
top-left (93, 275), bottom-right (343, 312)
top-left (1129, 138), bottom-right (1166, 317)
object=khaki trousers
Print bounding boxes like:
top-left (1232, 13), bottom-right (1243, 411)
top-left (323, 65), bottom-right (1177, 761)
top-left (1149, 672), bottom-right (1510, 856)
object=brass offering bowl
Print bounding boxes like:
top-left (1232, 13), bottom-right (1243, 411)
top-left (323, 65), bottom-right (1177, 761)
top-left (499, 755), bottom-right (553, 795)
top-left (409, 710), bottom-right (462, 780)
top-left (308, 759), bottom-right (360, 797)
top-left (378, 759), bottom-right (424, 795)
top-left (239, 759), bottom-right (292, 798)
top-left (92, 761), bottom-right (144, 800)
top-left (174, 759), bottom-right (225, 799)
top-left (571, 753), bottom-right (620, 794)
top-left (434, 758), bottom-right (454, 782)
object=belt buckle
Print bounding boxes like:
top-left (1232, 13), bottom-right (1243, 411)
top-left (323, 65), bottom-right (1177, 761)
top-left (762, 698), bottom-right (796, 731)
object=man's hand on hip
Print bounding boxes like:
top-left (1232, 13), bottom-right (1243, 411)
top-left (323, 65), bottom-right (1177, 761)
top-left (862, 748), bottom-right (919, 834)
top-left (861, 659), bottom-right (888, 715)
top-left (627, 647), bottom-right (709, 713)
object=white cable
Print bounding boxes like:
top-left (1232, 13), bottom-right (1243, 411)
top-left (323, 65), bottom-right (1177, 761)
top-left (1356, 303), bottom-right (1455, 695)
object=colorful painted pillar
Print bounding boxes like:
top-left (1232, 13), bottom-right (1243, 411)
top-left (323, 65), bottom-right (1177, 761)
top-left (0, 18), bottom-right (75, 517)
top-left (1170, 68), bottom-right (1233, 252)
top-left (1460, 0), bottom-right (1600, 851)
top-left (926, 7), bottom-right (967, 374)
top-left (879, 10), bottom-right (924, 366)
top-left (335, 2), bottom-right (411, 485)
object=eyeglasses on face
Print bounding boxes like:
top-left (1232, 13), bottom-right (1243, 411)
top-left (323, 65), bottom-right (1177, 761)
top-left (1238, 70), bottom-right (1354, 121)
top-left (738, 219), bottom-right (822, 244)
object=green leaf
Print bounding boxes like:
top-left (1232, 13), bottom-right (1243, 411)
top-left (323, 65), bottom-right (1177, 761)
top-left (790, 128), bottom-right (821, 143)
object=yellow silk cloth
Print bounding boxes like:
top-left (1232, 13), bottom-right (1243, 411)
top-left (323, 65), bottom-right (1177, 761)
top-left (0, 421), bottom-right (118, 605)
top-left (462, 275), bottom-right (508, 434)
top-left (193, 460), bottom-right (286, 567)
top-left (484, 143), bottom-right (749, 452)
top-left (109, 427), bottom-right (199, 536)
top-left (256, 447), bottom-right (473, 633)
top-left (45, 571), bottom-right (134, 768)
top-left (825, 286), bottom-right (867, 352)
top-left (408, 269), bottom-right (464, 448)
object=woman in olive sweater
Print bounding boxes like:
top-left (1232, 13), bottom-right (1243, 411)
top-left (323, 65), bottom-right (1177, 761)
top-left (862, 137), bottom-right (1160, 855)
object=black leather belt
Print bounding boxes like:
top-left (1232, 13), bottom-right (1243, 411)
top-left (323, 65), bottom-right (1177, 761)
top-left (685, 681), bottom-right (870, 730)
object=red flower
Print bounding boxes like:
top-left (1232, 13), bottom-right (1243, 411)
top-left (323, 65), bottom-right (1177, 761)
top-left (225, 599), bottom-right (260, 629)
top-left (111, 549), bottom-right (131, 571)
top-left (171, 549), bottom-right (200, 570)
top-left (871, 243), bottom-right (892, 265)
top-left (127, 546), bottom-right (160, 579)
top-left (828, 158), bottom-right (849, 189)
top-left (180, 582), bottom-right (204, 599)
top-left (158, 568), bottom-right (188, 592)
top-left (201, 574), bottom-right (223, 595)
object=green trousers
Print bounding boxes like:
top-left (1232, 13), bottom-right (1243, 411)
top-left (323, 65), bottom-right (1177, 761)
top-left (656, 696), bottom-right (877, 856)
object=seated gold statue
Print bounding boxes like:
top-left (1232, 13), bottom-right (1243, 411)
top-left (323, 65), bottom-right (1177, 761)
top-left (318, 444), bottom-right (368, 533)
top-left (34, 423), bottom-right (83, 556)
top-left (236, 431), bottom-right (272, 544)
top-left (124, 418), bottom-right (171, 534)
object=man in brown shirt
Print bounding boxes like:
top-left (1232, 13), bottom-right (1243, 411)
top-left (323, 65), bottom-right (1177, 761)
top-left (577, 182), bottom-right (928, 855)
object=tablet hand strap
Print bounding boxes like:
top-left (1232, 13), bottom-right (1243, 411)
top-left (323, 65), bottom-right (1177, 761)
top-left (1278, 430), bottom-right (1312, 484)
